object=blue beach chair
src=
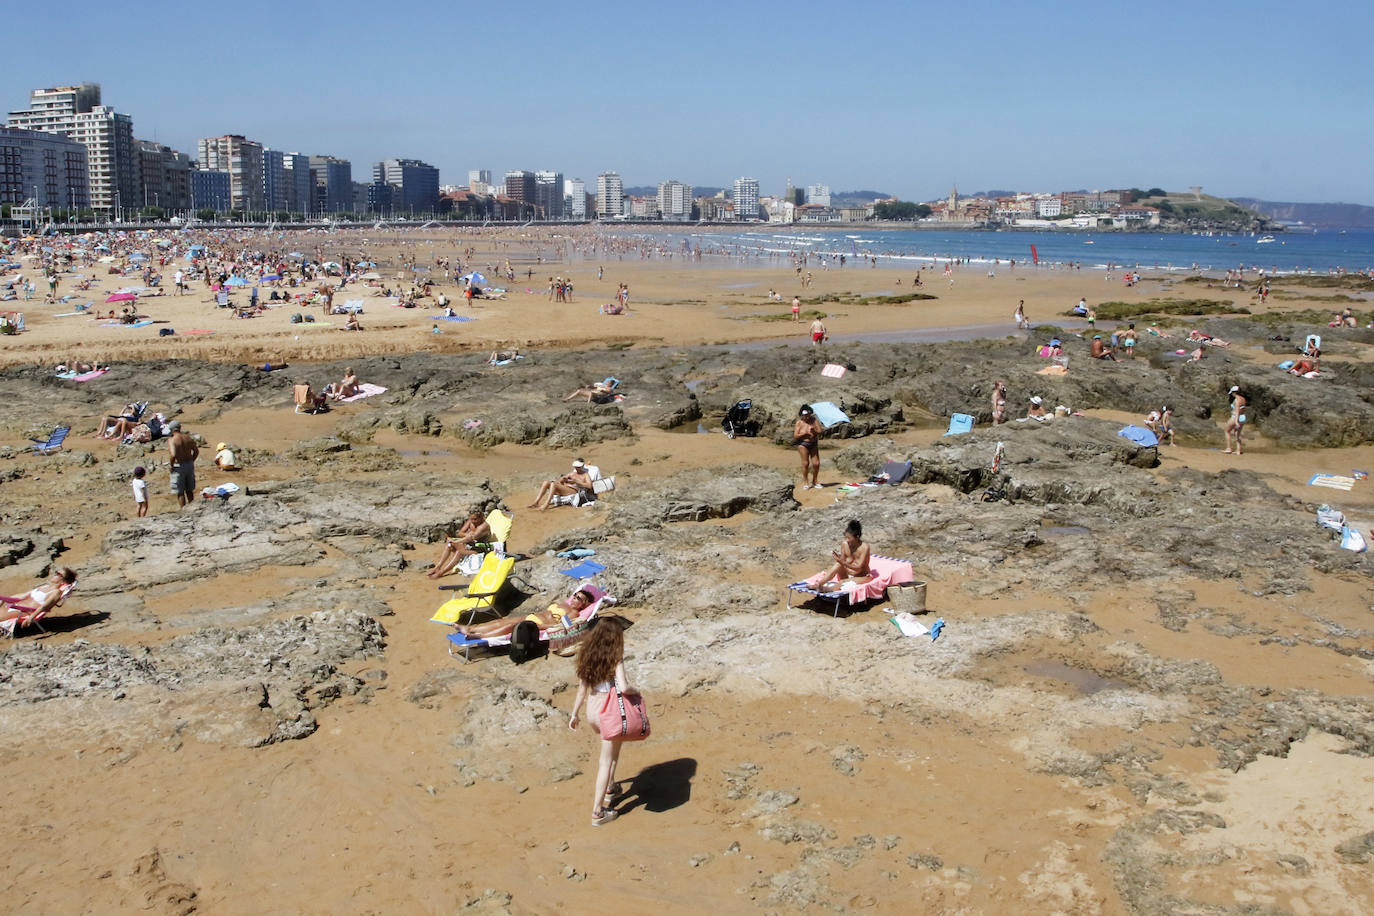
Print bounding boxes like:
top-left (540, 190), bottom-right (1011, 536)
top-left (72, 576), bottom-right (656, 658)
top-left (29, 425), bottom-right (71, 455)
top-left (944, 413), bottom-right (974, 436)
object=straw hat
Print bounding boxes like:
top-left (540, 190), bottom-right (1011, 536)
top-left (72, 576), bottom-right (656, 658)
top-left (216, 442), bottom-right (227, 451)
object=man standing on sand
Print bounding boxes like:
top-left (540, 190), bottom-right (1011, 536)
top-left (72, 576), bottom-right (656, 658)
top-left (792, 296), bottom-right (802, 321)
top-left (167, 421), bottom-right (199, 508)
top-left (810, 317), bottom-right (826, 345)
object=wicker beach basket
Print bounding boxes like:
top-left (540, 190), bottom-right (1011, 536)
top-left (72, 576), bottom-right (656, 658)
top-left (889, 581), bottom-right (927, 614)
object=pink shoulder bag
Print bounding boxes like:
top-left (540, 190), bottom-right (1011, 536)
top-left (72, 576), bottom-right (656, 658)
top-left (598, 687), bottom-right (650, 741)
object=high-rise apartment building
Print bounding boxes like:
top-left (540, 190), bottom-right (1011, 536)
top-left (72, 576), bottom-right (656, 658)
top-left (567, 177), bottom-right (586, 219)
top-left (596, 171), bottom-right (623, 219)
top-left (806, 184), bottom-right (831, 207)
top-left (468, 169), bottom-right (492, 195)
top-left (504, 170), bottom-right (536, 212)
top-left (281, 152), bottom-right (311, 213)
top-left (309, 155), bottom-right (352, 213)
top-left (197, 135), bottom-right (265, 211)
top-left (656, 180), bottom-right (692, 221)
top-left (534, 170), bottom-right (564, 219)
top-left (135, 140), bottom-right (191, 212)
top-left (6, 83), bottom-right (137, 213)
top-left (0, 126), bottom-right (89, 211)
top-left (374, 158), bottom-right (440, 213)
top-left (262, 149), bottom-right (287, 212)
top-left (189, 169), bottom-right (231, 212)
top-left (733, 177), bottom-right (760, 220)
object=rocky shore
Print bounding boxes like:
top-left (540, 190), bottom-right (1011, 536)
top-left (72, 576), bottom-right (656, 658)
top-left (1, 313), bottom-right (1372, 912)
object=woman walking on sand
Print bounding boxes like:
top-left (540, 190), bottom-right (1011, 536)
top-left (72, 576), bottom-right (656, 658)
top-left (793, 404), bottom-right (823, 490)
top-left (1223, 386), bottom-right (1247, 455)
top-left (568, 617), bottom-right (640, 827)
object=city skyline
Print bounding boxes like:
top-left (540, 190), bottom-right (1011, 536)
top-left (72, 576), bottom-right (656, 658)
top-left (7, 1), bottom-right (1374, 207)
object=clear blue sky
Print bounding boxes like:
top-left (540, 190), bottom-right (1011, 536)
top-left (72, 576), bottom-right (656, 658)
top-left (9, 0), bottom-right (1373, 204)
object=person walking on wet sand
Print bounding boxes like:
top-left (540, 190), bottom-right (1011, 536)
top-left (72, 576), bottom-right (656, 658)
top-left (793, 405), bottom-right (823, 490)
top-left (1223, 386), bottom-right (1247, 455)
top-left (792, 296), bottom-right (801, 321)
top-left (167, 421), bottom-right (199, 508)
top-left (568, 616), bottom-right (641, 827)
top-left (1014, 299), bottom-right (1029, 330)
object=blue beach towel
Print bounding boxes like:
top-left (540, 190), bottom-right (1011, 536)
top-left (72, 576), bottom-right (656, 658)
top-left (435, 315), bottom-right (475, 322)
top-left (559, 560), bottom-right (607, 579)
top-left (809, 401), bottom-right (850, 429)
top-left (1118, 425), bottom-right (1159, 447)
top-left (556, 547), bottom-right (597, 559)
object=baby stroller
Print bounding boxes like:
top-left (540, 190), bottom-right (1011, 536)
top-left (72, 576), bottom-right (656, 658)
top-left (722, 400), bottom-right (759, 438)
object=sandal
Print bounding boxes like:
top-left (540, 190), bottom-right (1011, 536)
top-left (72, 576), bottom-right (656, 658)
top-left (591, 808), bottom-right (618, 827)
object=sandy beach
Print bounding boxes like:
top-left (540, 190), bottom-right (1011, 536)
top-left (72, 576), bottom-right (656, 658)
top-left (1, 227), bottom-right (1372, 914)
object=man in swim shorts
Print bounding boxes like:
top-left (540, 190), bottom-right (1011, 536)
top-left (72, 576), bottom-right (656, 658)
top-left (166, 420), bottom-right (199, 508)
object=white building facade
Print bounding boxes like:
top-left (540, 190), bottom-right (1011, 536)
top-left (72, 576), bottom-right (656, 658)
top-left (733, 177), bottom-right (760, 220)
top-left (6, 83), bottom-right (137, 213)
top-left (596, 171), bottom-right (623, 219)
top-left (656, 180), bottom-right (692, 221)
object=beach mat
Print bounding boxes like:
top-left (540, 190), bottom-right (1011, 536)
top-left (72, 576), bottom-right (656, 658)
top-left (339, 383), bottom-right (387, 403)
top-left (559, 560), bottom-right (607, 579)
top-left (809, 401), bottom-right (850, 428)
top-left (434, 315), bottom-right (475, 322)
top-left (73, 369), bottom-right (109, 382)
top-left (183, 329), bottom-right (216, 335)
top-left (1308, 474), bottom-right (1356, 491)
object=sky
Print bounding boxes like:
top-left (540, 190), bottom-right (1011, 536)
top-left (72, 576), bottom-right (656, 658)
top-left (8, 0), bottom-right (1374, 205)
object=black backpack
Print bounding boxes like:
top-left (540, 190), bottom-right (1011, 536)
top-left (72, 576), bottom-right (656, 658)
top-left (509, 620), bottom-right (543, 664)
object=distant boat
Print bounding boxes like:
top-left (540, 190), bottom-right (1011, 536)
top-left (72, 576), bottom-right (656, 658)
top-left (1256, 235), bottom-right (1276, 244)
top-left (1084, 240), bottom-right (1094, 245)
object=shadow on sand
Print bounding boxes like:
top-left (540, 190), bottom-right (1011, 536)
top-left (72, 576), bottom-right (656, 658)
top-left (620, 757), bottom-right (697, 814)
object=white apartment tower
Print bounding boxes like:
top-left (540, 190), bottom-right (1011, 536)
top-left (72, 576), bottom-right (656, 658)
top-left (198, 135), bottom-right (266, 212)
top-left (733, 177), bottom-right (760, 220)
top-left (596, 171), bottom-right (623, 219)
top-left (6, 83), bottom-right (138, 213)
top-left (656, 180), bottom-right (692, 221)
top-left (806, 184), bottom-right (831, 207)
top-left (567, 177), bottom-right (586, 219)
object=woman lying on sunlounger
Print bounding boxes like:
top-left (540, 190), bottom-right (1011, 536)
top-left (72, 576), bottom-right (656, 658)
top-left (1, 567), bottom-right (77, 625)
top-left (814, 520), bottom-right (872, 593)
top-left (428, 509), bottom-right (494, 579)
top-left (454, 586), bottom-right (598, 639)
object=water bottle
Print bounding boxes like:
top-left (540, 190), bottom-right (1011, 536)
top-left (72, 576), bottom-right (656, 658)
top-left (930, 618), bottom-right (945, 641)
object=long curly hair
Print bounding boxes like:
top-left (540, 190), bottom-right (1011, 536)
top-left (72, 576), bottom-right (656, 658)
top-left (575, 618), bottom-right (624, 687)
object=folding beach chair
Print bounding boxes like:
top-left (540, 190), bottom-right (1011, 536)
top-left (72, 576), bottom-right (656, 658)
top-left (294, 384), bottom-right (327, 414)
top-left (787, 555), bottom-right (914, 617)
top-left (867, 460), bottom-right (913, 485)
top-left (944, 413), bottom-right (974, 436)
top-left (430, 552), bottom-right (517, 625)
top-left (29, 425), bottom-right (71, 455)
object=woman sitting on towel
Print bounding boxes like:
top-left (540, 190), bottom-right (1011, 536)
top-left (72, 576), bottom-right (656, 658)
top-left (427, 509), bottom-right (494, 579)
top-left (455, 585), bottom-right (598, 640)
top-left (815, 520), bottom-right (872, 593)
top-left (327, 367), bottom-right (361, 400)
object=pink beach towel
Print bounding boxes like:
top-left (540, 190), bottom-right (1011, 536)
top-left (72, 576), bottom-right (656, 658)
top-left (805, 556), bottom-right (914, 605)
top-left (73, 368), bottom-right (109, 382)
top-left (338, 383), bottom-right (387, 403)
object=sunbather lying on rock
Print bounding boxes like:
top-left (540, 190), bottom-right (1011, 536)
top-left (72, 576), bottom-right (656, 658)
top-left (1, 567), bottom-right (77, 627)
top-left (814, 520), bottom-right (872, 593)
top-left (454, 586), bottom-right (597, 640)
top-left (564, 381), bottom-right (615, 403)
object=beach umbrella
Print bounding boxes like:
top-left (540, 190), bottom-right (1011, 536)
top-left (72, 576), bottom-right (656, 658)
top-left (98, 256), bottom-right (116, 263)
top-left (129, 253), bottom-right (148, 261)
top-left (462, 272), bottom-right (487, 285)
top-left (361, 272), bottom-right (381, 280)
top-left (288, 252), bottom-right (304, 258)
top-left (105, 293), bottom-right (137, 302)
top-left (259, 274), bottom-right (280, 282)
top-left (94, 245), bottom-right (110, 252)
top-left (225, 276), bottom-right (249, 287)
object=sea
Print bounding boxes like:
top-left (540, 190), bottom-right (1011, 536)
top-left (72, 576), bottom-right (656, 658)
top-left (624, 227), bottom-right (1374, 276)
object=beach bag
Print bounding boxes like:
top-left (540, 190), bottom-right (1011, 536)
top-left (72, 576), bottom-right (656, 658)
top-left (598, 687), bottom-right (650, 741)
top-left (130, 423), bottom-right (152, 443)
top-left (509, 620), bottom-right (543, 664)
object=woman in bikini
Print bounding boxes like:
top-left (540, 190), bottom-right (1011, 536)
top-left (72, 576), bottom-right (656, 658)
top-left (793, 405), bottom-right (822, 490)
top-left (1, 567), bottom-right (77, 630)
top-left (991, 379), bottom-right (1008, 425)
top-left (1223, 386), bottom-right (1247, 455)
top-left (816, 520), bottom-right (873, 593)
top-left (455, 585), bottom-right (597, 640)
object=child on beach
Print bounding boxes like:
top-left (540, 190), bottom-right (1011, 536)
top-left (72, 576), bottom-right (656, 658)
top-left (132, 466), bottom-right (148, 517)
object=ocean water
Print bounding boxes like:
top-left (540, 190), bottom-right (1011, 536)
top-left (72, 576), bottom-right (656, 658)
top-left (630, 227), bottom-right (1374, 275)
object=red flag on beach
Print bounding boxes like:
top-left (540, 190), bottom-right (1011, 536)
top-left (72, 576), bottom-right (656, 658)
top-left (1031, 244), bottom-right (1038, 265)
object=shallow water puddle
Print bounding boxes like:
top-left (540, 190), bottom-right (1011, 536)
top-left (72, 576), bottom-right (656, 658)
top-left (1040, 525), bottom-right (1091, 537)
top-left (1023, 661), bottom-right (1126, 695)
